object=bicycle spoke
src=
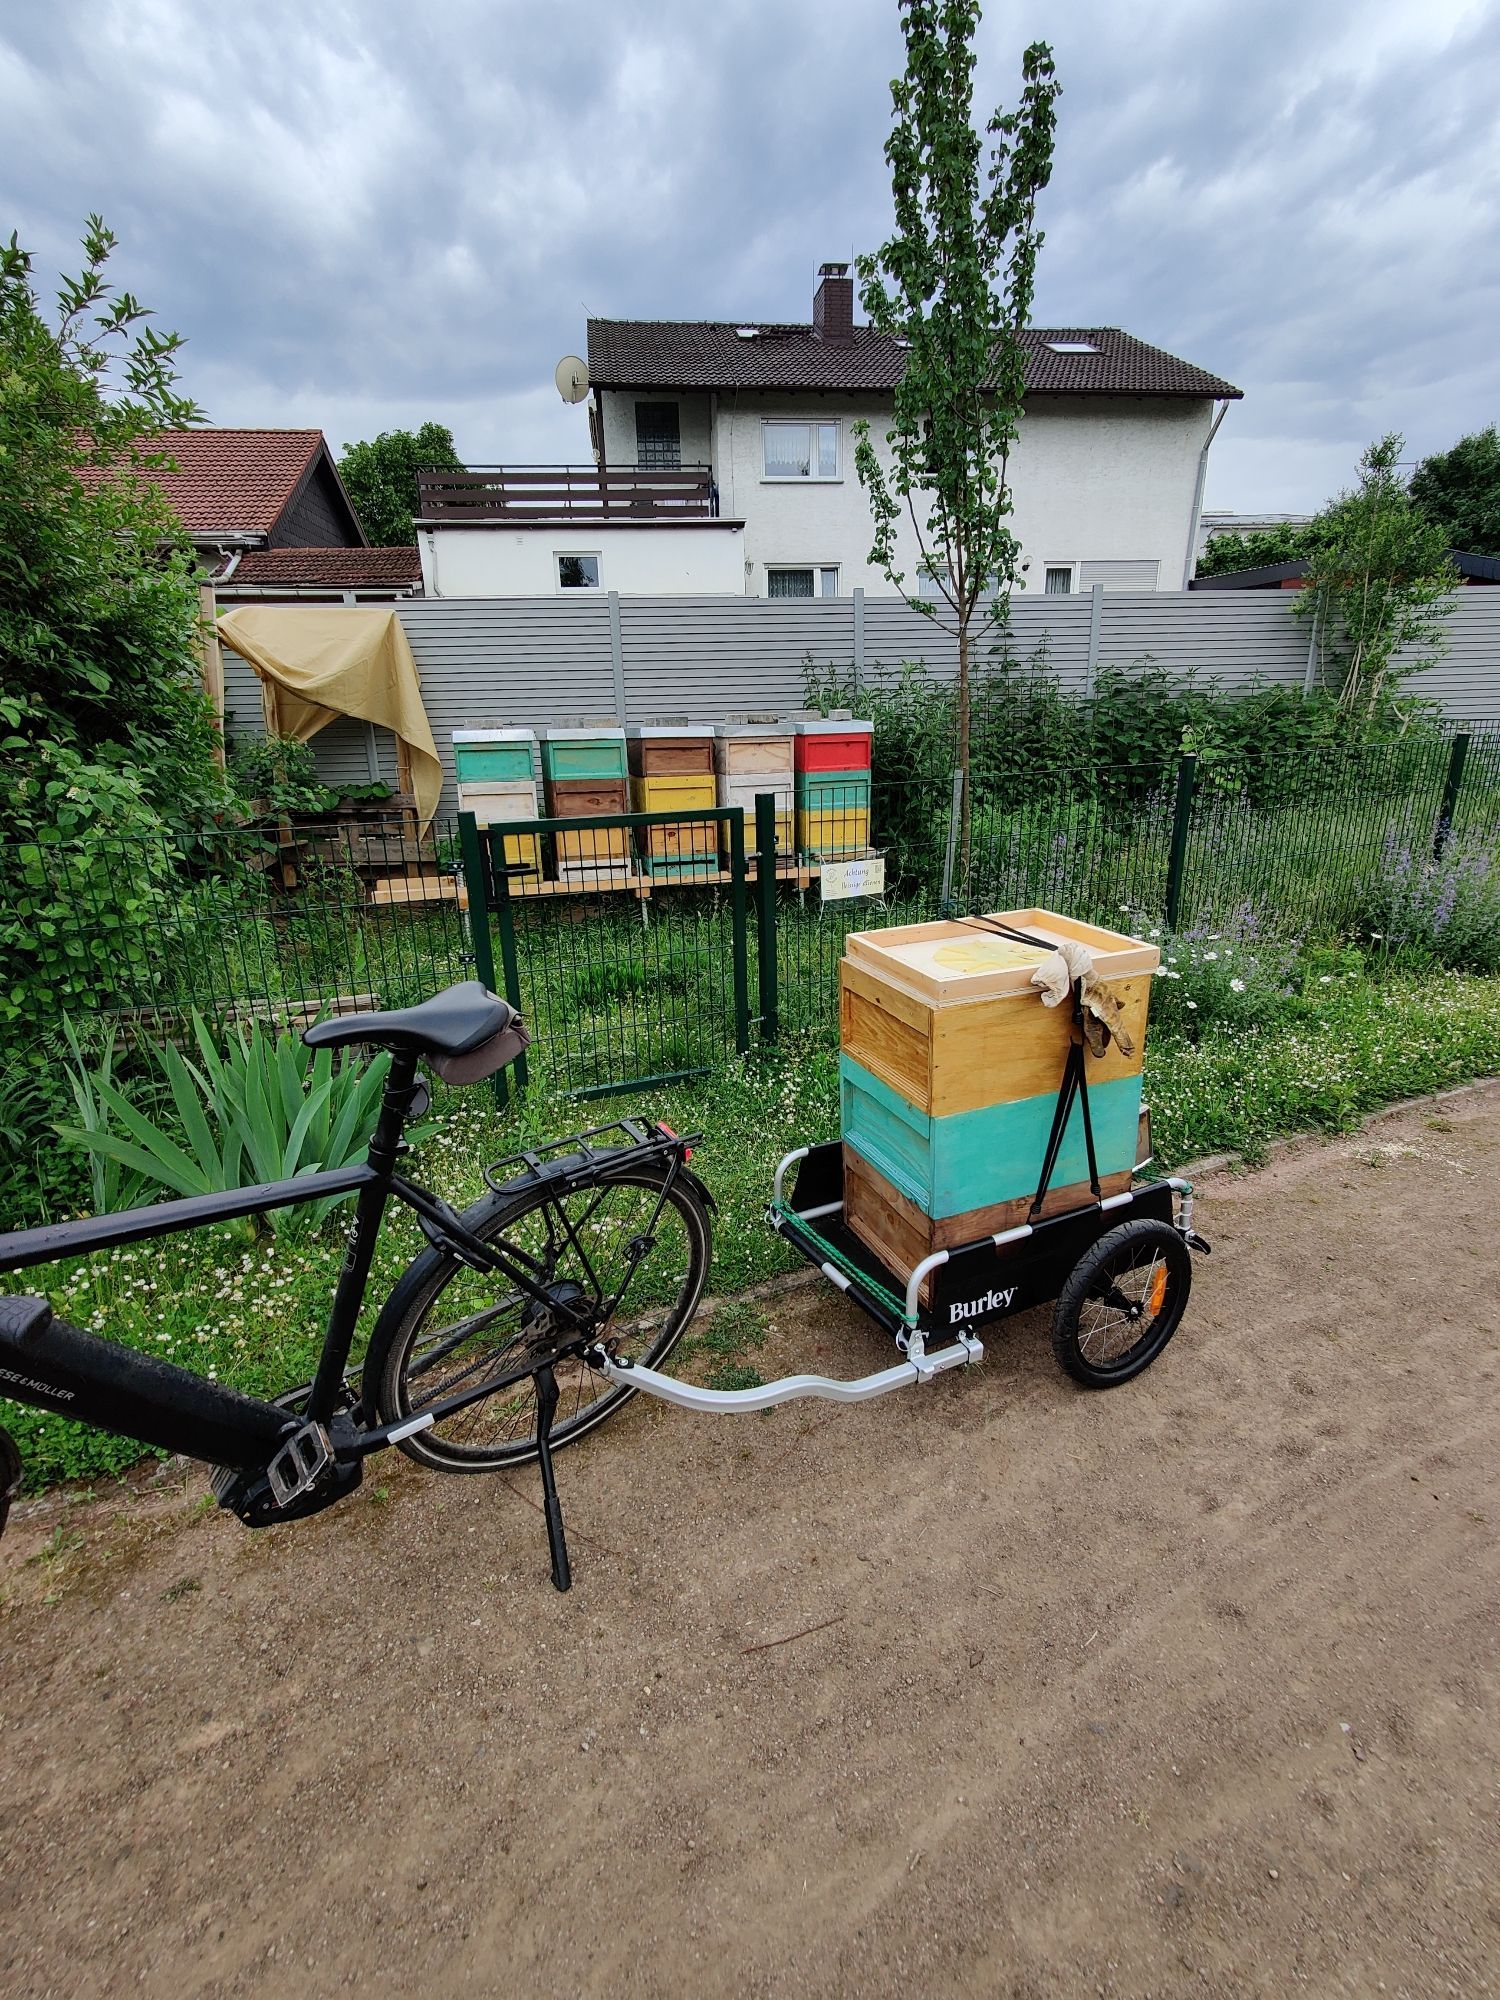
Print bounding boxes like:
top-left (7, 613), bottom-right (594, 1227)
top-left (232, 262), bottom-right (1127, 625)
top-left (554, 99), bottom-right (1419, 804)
top-left (377, 1165), bottom-right (708, 1468)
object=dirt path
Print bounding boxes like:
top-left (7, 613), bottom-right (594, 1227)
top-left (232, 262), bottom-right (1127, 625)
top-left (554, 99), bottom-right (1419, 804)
top-left (4, 1086), bottom-right (1499, 2000)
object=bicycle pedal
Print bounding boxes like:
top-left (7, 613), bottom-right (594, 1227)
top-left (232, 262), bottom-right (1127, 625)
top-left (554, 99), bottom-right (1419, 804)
top-left (265, 1422), bottom-right (334, 1507)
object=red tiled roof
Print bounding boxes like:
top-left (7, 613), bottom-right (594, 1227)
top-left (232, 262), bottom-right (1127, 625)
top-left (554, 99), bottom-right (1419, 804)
top-left (587, 321), bottom-right (1241, 399)
top-left (222, 546), bottom-right (423, 588)
top-left (90, 429), bottom-right (327, 535)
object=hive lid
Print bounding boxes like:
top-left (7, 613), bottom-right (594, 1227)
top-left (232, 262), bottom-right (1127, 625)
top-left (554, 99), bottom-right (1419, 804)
top-left (717, 717), bottom-right (793, 736)
top-left (789, 715), bottom-right (874, 735)
top-left (540, 724), bottom-right (627, 740)
top-left (451, 727), bottom-right (537, 743)
top-left (845, 908), bottom-right (1159, 1003)
top-left (626, 724), bottom-right (714, 739)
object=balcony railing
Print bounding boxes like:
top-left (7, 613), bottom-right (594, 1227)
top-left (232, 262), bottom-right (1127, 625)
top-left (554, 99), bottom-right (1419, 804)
top-left (417, 465), bottom-right (717, 524)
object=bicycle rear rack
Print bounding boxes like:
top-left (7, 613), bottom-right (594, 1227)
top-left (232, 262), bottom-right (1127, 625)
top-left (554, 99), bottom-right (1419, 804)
top-left (482, 1118), bottom-right (697, 1197)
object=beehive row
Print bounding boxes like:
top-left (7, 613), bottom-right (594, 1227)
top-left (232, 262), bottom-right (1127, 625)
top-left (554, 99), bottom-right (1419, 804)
top-left (452, 715), bottom-right (877, 881)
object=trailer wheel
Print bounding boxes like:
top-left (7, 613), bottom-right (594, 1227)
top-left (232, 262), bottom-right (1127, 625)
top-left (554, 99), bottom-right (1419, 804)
top-left (1052, 1218), bottom-right (1191, 1388)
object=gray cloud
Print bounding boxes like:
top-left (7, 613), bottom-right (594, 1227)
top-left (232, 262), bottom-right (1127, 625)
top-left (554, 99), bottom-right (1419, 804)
top-left (3, 0), bottom-right (1496, 510)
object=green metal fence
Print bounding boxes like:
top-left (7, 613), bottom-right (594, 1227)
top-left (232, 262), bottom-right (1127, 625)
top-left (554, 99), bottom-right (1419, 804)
top-left (4, 725), bottom-right (1496, 1104)
top-left (0, 819), bottom-right (471, 1060)
top-left (459, 807), bottom-right (752, 1099)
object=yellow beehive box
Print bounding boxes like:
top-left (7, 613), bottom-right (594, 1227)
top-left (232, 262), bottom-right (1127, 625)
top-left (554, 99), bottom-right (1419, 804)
top-left (840, 909), bottom-right (1156, 1120)
top-left (556, 822), bottom-right (632, 866)
top-left (798, 802), bottom-right (871, 856)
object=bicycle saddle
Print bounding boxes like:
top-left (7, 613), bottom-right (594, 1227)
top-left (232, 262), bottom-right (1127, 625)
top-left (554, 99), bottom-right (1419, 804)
top-left (303, 982), bottom-right (520, 1062)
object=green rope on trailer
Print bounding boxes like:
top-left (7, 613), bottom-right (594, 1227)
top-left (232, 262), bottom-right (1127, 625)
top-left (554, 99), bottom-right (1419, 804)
top-left (770, 1202), bottom-right (919, 1326)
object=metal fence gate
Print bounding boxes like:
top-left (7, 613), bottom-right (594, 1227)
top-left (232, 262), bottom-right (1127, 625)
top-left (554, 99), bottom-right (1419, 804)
top-left (459, 805), bottom-right (759, 1098)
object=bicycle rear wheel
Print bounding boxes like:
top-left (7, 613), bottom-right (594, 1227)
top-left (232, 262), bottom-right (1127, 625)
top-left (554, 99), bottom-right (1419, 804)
top-left (364, 1162), bottom-right (710, 1470)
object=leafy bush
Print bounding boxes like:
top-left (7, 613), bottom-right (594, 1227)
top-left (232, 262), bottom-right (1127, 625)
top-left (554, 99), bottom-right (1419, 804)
top-left (56, 1013), bottom-right (434, 1237)
top-left (227, 733), bottom-right (338, 818)
top-left (0, 750), bottom-right (183, 1056)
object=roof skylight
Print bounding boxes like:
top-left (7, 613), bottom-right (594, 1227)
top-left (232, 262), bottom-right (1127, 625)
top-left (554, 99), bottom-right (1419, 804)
top-left (1046, 340), bottom-right (1099, 353)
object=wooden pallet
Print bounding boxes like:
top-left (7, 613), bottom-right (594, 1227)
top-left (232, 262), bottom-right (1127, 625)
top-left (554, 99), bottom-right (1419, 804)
top-left (366, 860), bottom-right (822, 907)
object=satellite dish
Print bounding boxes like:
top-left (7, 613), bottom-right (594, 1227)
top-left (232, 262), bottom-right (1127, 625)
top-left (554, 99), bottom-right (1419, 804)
top-left (555, 355), bottom-right (590, 404)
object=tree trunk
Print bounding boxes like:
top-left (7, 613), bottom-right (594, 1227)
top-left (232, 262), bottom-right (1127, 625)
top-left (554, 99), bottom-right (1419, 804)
top-left (956, 614), bottom-right (972, 900)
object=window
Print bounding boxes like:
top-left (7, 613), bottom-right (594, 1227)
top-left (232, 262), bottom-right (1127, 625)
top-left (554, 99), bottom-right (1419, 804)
top-left (1044, 565), bottom-right (1075, 595)
top-left (762, 421), bottom-right (839, 480)
top-left (768, 566), bottom-right (838, 598)
top-left (1045, 340), bottom-right (1099, 353)
top-left (635, 402), bottom-right (681, 469)
top-left (557, 553), bottom-right (601, 590)
top-left (920, 562), bottom-right (1001, 600)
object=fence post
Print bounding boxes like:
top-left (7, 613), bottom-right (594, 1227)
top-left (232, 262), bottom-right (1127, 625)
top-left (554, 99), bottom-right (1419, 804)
top-left (608, 590), bottom-right (627, 724)
top-left (852, 586), bottom-right (865, 693)
top-left (940, 768), bottom-right (965, 911)
top-left (729, 808), bottom-right (751, 1054)
top-left (1085, 582), bottom-right (1104, 698)
top-left (754, 791), bottom-right (779, 1044)
top-left (1164, 755), bottom-right (1198, 932)
top-left (1433, 732), bottom-right (1470, 861)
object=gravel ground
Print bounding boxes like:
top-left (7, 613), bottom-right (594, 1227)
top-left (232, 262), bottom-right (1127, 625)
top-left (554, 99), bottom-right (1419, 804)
top-left (3, 1083), bottom-right (1498, 1999)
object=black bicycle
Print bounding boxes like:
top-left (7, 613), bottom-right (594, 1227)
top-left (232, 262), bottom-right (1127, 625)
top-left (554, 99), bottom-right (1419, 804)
top-left (0, 983), bottom-right (713, 1590)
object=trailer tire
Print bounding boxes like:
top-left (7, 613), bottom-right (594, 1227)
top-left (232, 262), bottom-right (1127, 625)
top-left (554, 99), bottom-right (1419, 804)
top-left (1052, 1218), bottom-right (1190, 1387)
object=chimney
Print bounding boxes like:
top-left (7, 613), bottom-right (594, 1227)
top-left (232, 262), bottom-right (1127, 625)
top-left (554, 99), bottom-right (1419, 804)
top-left (813, 261), bottom-right (854, 344)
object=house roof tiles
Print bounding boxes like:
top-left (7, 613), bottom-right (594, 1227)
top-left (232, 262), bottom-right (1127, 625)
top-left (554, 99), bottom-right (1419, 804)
top-left (223, 546), bottom-right (424, 588)
top-left (86, 429), bottom-right (328, 536)
top-left (587, 320), bottom-right (1241, 400)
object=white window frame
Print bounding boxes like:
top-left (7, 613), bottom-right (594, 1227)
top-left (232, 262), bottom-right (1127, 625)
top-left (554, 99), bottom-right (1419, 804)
top-left (555, 551), bottom-right (602, 592)
top-left (765, 564), bottom-right (839, 599)
top-left (1042, 562), bottom-right (1077, 596)
top-left (761, 419), bottom-right (841, 483)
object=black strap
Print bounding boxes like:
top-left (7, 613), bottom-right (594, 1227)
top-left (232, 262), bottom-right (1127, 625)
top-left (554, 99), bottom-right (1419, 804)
top-left (1028, 988), bottom-right (1102, 1221)
top-left (949, 915), bottom-right (1104, 1218)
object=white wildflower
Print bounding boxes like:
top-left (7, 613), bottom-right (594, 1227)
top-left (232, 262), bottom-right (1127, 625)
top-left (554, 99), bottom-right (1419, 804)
top-left (1186, 999), bottom-right (1198, 1010)
top-left (1230, 977), bottom-right (1246, 993)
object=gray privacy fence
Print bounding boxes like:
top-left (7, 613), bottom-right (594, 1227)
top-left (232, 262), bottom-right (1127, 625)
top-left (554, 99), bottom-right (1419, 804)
top-left (220, 588), bottom-right (1500, 820)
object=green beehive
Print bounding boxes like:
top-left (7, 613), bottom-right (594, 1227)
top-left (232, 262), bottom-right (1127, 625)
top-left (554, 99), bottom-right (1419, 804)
top-left (451, 728), bottom-right (537, 785)
top-left (540, 725), bottom-right (629, 784)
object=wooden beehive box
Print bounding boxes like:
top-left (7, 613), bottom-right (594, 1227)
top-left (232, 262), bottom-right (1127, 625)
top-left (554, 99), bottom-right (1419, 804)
top-left (627, 724), bottom-right (715, 777)
top-left (840, 910), bottom-right (1158, 1279)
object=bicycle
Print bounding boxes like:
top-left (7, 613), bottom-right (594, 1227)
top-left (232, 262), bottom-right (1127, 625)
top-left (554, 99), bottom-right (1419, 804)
top-left (0, 983), bottom-right (714, 1591)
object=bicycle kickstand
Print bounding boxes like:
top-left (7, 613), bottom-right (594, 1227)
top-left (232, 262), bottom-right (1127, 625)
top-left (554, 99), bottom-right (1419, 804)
top-left (532, 1364), bottom-right (572, 1593)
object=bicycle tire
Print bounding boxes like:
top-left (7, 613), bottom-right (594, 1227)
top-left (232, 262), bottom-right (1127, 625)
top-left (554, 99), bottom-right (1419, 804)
top-left (1051, 1218), bottom-right (1191, 1388)
top-left (363, 1160), bottom-right (711, 1470)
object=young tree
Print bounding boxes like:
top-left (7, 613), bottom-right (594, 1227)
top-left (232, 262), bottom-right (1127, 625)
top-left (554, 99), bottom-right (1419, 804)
top-left (1300, 435), bottom-right (1456, 721)
top-left (853, 5), bottom-right (1060, 874)
top-left (337, 422), bottom-right (464, 545)
top-left (1408, 424), bottom-right (1500, 556)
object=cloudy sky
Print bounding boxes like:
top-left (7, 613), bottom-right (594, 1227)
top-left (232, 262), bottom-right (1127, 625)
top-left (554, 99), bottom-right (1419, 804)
top-left (3, 0), bottom-right (1497, 513)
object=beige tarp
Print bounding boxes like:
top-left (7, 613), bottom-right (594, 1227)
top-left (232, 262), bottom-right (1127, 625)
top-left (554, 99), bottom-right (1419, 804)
top-left (217, 606), bottom-right (442, 829)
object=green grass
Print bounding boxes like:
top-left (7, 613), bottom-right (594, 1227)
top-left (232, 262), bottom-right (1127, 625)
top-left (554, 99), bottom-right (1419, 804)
top-left (6, 964), bottom-right (1500, 1494)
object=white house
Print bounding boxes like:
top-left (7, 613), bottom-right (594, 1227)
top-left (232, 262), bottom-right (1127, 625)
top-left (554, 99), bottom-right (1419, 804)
top-left (416, 265), bottom-right (1240, 598)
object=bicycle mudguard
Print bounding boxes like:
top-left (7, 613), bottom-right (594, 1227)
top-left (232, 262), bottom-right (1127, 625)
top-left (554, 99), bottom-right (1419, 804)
top-left (0, 1296), bottom-right (294, 1470)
